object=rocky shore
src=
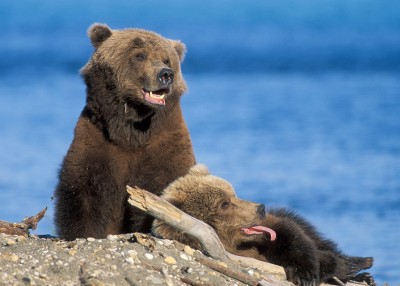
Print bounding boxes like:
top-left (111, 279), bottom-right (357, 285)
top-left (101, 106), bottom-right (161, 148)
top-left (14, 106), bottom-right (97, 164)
top-left (0, 232), bottom-right (294, 286)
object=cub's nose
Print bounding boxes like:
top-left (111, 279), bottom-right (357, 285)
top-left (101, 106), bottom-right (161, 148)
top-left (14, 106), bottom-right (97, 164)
top-left (256, 204), bottom-right (266, 217)
top-left (158, 68), bottom-right (174, 85)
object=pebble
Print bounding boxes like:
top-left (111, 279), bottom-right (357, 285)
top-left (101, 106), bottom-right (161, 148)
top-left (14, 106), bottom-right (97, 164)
top-left (162, 239), bottom-right (173, 247)
top-left (200, 277), bottom-right (210, 282)
top-left (144, 253), bottom-right (154, 260)
top-left (104, 254), bottom-right (111, 259)
top-left (4, 238), bottom-right (16, 246)
top-left (127, 250), bottom-right (137, 258)
top-left (68, 249), bottom-right (77, 256)
top-left (183, 245), bottom-right (194, 256)
top-left (247, 269), bottom-right (254, 276)
top-left (125, 257), bottom-right (134, 265)
top-left (16, 236), bottom-right (26, 243)
top-left (179, 253), bottom-right (189, 261)
top-left (2, 253), bottom-right (19, 262)
top-left (87, 237), bottom-right (95, 242)
top-left (107, 234), bottom-right (118, 241)
top-left (111, 265), bottom-right (117, 271)
top-left (164, 256), bottom-right (177, 264)
top-left (149, 276), bottom-right (163, 284)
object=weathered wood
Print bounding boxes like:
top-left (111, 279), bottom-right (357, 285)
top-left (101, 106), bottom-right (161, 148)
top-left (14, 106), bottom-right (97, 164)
top-left (0, 207), bottom-right (47, 236)
top-left (127, 185), bottom-right (228, 260)
top-left (126, 185), bottom-right (286, 278)
top-left (197, 257), bottom-right (261, 286)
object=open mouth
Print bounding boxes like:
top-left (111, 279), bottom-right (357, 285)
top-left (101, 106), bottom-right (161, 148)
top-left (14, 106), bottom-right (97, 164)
top-left (142, 88), bottom-right (169, 107)
top-left (241, 225), bottom-right (277, 241)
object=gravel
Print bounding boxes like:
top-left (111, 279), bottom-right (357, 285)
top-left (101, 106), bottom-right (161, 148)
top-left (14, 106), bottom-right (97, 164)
top-left (0, 233), bottom-right (289, 286)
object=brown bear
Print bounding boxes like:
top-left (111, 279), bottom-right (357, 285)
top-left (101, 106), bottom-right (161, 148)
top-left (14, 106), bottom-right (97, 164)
top-left (152, 165), bottom-right (375, 286)
top-left (54, 23), bottom-right (196, 240)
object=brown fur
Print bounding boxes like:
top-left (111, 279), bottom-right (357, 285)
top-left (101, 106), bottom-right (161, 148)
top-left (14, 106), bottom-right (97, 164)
top-left (152, 165), bottom-right (375, 286)
top-left (54, 24), bottom-right (195, 240)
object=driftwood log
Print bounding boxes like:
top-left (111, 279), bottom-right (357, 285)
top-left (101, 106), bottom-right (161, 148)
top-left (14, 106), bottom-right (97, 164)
top-left (126, 185), bottom-right (285, 278)
top-left (126, 186), bottom-right (368, 286)
top-left (0, 207), bottom-right (47, 236)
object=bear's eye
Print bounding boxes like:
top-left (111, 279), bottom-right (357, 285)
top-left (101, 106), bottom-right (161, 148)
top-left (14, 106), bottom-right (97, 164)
top-left (163, 59), bottom-right (170, 66)
top-left (220, 201), bottom-right (230, 210)
top-left (135, 52), bottom-right (146, 61)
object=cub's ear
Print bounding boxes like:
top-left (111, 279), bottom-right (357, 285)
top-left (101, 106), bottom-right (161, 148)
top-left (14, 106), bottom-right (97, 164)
top-left (170, 40), bottom-right (186, 62)
top-left (188, 164), bottom-right (209, 176)
top-left (88, 23), bottom-right (112, 48)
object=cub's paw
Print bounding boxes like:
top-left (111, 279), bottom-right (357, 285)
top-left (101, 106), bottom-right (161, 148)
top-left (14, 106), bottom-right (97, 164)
top-left (285, 265), bottom-right (319, 286)
top-left (347, 272), bottom-right (376, 286)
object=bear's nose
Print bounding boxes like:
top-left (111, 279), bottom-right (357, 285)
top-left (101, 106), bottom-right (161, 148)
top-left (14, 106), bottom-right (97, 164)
top-left (158, 68), bottom-right (174, 85)
top-left (256, 204), bottom-right (266, 217)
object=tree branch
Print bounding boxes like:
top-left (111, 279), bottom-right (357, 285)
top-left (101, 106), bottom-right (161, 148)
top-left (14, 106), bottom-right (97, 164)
top-left (0, 207), bottom-right (47, 236)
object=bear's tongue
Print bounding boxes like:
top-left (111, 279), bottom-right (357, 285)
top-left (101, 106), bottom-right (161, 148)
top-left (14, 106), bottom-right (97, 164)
top-left (242, 226), bottom-right (277, 241)
top-left (143, 90), bottom-right (166, 106)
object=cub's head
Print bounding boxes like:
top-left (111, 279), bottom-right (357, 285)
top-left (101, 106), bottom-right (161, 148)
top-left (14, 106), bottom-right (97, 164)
top-left (152, 164), bottom-right (274, 254)
top-left (81, 23), bottom-right (187, 125)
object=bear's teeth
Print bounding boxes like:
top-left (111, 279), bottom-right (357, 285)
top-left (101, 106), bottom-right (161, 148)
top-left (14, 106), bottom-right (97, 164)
top-left (149, 91), bottom-right (165, 99)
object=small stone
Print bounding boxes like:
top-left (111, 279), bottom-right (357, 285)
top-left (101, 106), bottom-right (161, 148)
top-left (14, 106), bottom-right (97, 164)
top-left (127, 250), bottom-right (137, 257)
top-left (107, 234), bottom-right (118, 241)
top-left (22, 277), bottom-right (31, 284)
top-left (68, 249), bottom-right (77, 256)
top-left (87, 237), bottom-right (95, 242)
top-left (179, 253), bottom-right (189, 261)
top-left (145, 253), bottom-right (154, 260)
top-left (162, 239), bottom-right (173, 247)
top-left (157, 240), bottom-right (164, 245)
top-left (125, 257), bottom-right (134, 264)
top-left (183, 245), bottom-right (194, 256)
top-left (150, 276), bottom-right (163, 284)
top-left (111, 265), bottom-right (117, 271)
top-left (39, 274), bottom-right (48, 280)
top-left (180, 267), bottom-right (193, 274)
top-left (16, 236), bottom-right (27, 242)
top-left (164, 256), bottom-right (177, 264)
top-left (200, 277), bottom-right (210, 282)
top-left (2, 253), bottom-right (19, 262)
top-left (104, 254), bottom-right (111, 259)
top-left (247, 269), bottom-right (254, 275)
top-left (4, 238), bottom-right (16, 246)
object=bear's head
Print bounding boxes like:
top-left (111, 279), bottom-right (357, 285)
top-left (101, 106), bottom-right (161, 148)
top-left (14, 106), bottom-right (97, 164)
top-left (152, 164), bottom-right (276, 255)
top-left (81, 23), bottom-right (187, 143)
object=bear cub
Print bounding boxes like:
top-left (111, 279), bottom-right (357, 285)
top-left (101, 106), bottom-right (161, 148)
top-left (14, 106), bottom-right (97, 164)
top-left (54, 24), bottom-right (195, 240)
top-left (152, 165), bottom-right (374, 286)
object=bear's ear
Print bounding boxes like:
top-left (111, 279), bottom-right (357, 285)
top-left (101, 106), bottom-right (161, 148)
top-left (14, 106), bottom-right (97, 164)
top-left (188, 164), bottom-right (209, 176)
top-left (170, 40), bottom-right (186, 62)
top-left (88, 23), bottom-right (112, 48)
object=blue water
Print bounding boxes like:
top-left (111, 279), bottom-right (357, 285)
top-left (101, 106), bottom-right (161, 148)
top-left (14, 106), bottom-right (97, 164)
top-left (0, 1), bottom-right (399, 284)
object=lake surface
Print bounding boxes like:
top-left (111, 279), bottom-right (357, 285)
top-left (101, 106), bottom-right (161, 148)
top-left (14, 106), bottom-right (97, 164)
top-left (1, 1), bottom-right (399, 284)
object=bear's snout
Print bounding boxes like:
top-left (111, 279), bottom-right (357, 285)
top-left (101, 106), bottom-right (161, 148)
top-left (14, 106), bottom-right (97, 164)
top-left (158, 68), bottom-right (174, 86)
top-left (256, 204), bottom-right (266, 217)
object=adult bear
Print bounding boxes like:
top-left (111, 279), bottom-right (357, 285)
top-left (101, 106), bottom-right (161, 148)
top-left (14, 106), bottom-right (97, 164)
top-left (54, 23), bottom-right (195, 240)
